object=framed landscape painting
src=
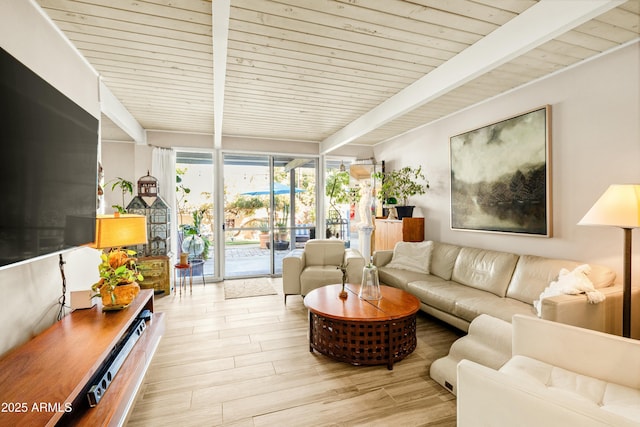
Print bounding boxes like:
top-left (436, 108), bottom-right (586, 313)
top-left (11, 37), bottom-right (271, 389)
top-left (450, 106), bottom-right (552, 236)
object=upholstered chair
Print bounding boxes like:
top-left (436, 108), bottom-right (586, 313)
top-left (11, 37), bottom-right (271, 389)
top-left (282, 239), bottom-right (365, 303)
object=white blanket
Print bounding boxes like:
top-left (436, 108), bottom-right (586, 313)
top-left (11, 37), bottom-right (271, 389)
top-left (533, 264), bottom-right (605, 317)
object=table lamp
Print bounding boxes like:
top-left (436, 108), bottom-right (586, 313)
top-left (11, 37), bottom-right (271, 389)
top-left (93, 214), bottom-right (148, 249)
top-left (578, 184), bottom-right (640, 338)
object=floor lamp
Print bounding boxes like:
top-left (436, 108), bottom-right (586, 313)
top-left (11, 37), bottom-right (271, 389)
top-left (578, 184), bottom-right (640, 338)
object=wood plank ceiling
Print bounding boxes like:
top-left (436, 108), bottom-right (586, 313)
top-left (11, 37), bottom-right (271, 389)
top-left (37, 0), bottom-right (639, 152)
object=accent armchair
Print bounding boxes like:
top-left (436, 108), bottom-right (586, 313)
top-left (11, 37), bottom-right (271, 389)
top-left (282, 239), bottom-right (365, 303)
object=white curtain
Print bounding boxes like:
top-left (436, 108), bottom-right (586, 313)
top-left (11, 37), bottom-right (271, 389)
top-left (151, 147), bottom-right (177, 259)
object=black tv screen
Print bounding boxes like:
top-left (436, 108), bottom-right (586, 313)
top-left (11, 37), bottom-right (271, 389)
top-left (0, 47), bottom-right (98, 268)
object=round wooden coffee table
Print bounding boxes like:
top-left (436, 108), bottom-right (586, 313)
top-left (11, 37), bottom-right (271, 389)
top-left (303, 283), bottom-right (420, 370)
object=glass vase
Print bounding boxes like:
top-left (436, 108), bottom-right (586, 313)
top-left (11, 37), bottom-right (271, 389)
top-left (359, 264), bottom-right (381, 300)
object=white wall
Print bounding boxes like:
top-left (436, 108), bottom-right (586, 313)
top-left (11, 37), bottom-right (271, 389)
top-left (0, 0), bottom-right (99, 119)
top-left (146, 130), bottom-right (375, 159)
top-left (101, 141), bottom-right (137, 212)
top-left (0, 0), bottom-right (101, 356)
top-left (374, 42), bottom-right (640, 284)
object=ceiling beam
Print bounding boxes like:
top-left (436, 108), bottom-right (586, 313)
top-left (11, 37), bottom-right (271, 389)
top-left (99, 80), bottom-right (145, 145)
top-left (213, 0), bottom-right (231, 149)
top-left (320, 0), bottom-right (625, 154)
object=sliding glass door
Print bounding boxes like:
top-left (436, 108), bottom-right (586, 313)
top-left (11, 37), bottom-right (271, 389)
top-left (173, 151), bottom-right (377, 281)
top-left (175, 151), bottom-right (216, 280)
top-left (223, 154), bottom-right (317, 278)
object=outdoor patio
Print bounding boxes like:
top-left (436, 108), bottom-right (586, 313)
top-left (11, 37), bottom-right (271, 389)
top-left (198, 234), bottom-right (360, 279)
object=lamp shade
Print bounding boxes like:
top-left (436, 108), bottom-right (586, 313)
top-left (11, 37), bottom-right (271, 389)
top-left (92, 214), bottom-right (148, 249)
top-left (578, 184), bottom-right (640, 228)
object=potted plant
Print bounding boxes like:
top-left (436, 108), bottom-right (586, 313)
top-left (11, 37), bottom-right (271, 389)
top-left (180, 208), bottom-right (212, 260)
top-left (273, 222), bottom-right (289, 250)
top-left (325, 169), bottom-right (361, 239)
top-left (373, 166), bottom-right (429, 219)
top-left (258, 221), bottom-right (270, 249)
top-left (92, 249), bottom-right (144, 310)
top-left (108, 177), bottom-right (134, 214)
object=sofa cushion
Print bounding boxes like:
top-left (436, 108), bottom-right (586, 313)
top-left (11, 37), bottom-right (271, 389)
top-left (304, 239), bottom-right (344, 266)
top-left (454, 295), bottom-right (536, 323)
top-left (386, 241), bottom-right (433, 274)
top-left (300, 266), bottom-right (343, 295)
top-left (451, 247), bottom-right (519, 297)
top-left (430, 241), bottom-right (462, 280)
top-left (378, 267), bottom-right (429, 292)
top-left (408, 280), bottom-right (490, 314)
top-left (500, 355), bottom-right (640, 423)
top-left (507, 255), bottom-right (617, 305)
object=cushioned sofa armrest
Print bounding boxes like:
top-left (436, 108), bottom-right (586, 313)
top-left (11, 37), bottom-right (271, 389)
top-left (344, 248), bottom-right (365, 284)
top-left (457, 359), bottom-right (637, 427)
top-left (372, 250), bottom-right (393, 267)
top-left (540, 284), bottom-right (640, 336)
top-left (512, 314), bottom-right (640, 389)
top-left (282, 249), bottom-right (305, 297)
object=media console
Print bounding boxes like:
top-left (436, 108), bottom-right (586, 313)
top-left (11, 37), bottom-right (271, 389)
top-left (0, 289), bottom-right (164, 426)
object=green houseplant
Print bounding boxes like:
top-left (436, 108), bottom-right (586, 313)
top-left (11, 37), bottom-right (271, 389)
top-left (92, 249), bottom-right (144, 309)
top-left (108, 177), bottom-right (134, 214)
top-left (180, 208), bottom-right (212, 260)
top-left (325, 169), bottom-right (362, 238)
top-left (373, 166), bottom-right (429, 219)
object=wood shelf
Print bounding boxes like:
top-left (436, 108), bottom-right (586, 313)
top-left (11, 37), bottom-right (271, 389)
top-left (0, 289), bottom-right (164, 427)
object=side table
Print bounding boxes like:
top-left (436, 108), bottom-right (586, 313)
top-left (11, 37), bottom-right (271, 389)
top-left (189, 259), bottom-right (206, 286)
top-left (174, 263), bottom-right (193, 296)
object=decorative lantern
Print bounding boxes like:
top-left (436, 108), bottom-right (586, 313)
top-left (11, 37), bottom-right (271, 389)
top-left (126, 173), bottom-right (171, 257)
top-left (146, 196), bottom-right (170, 256)
top-left (359, 264), bottom-right (381, 300)
top-left (137, 171), bottom-right (158, 197)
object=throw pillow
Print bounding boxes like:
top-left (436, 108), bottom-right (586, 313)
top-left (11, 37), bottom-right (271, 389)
top-left (386, 241), bottom-right (433, 274)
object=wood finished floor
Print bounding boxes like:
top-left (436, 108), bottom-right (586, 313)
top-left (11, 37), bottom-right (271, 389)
top-left (126, 278), bottom-right (463, 427)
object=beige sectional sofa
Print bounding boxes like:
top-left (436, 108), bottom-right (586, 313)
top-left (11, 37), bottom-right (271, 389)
top-left (457, 315), bottom-right (640, 426)
top-left (372, 241), bottom-right (624, 334)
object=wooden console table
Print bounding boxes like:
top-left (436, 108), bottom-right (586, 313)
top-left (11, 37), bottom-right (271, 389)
top-left (0, 289), bottom-right (164, 426)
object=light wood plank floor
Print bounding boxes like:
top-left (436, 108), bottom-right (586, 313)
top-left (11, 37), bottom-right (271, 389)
top-left (126, 279), bottom-right (463, 427)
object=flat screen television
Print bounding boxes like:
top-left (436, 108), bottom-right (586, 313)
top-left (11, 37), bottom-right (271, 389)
top-left (0, 47), bottom-right (98, 269)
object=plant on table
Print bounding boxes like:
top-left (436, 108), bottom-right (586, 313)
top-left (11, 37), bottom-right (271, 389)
top-left (92, 249), bottom-right (144, 305)
top-left (373, 165), bottom-right (429, 206)
top-left (181, 208), bottom-right (212, 260)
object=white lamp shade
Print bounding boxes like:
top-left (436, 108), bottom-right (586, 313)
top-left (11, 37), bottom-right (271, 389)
top-left (578, 184), bottom-right (640, 228)
top-left (92, 214), bottom-right (148, 249)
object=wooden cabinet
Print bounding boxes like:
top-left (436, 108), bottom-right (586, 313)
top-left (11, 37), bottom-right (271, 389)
top-left (375, 219), bottom-right (401, 250)
top-left (0, 289), bottom-right (164, 426)
top-left (374, 217), bottom-right (425, 251)
top-left (138, 255), bottom-right (171, 295)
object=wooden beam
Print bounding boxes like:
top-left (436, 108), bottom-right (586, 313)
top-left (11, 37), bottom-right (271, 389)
top-left (320, 0), bottom-right (626, 154)
top-left (99, 79), bottom-right (145, 144)
top-left (213, 0), bottom-right (230, 148)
